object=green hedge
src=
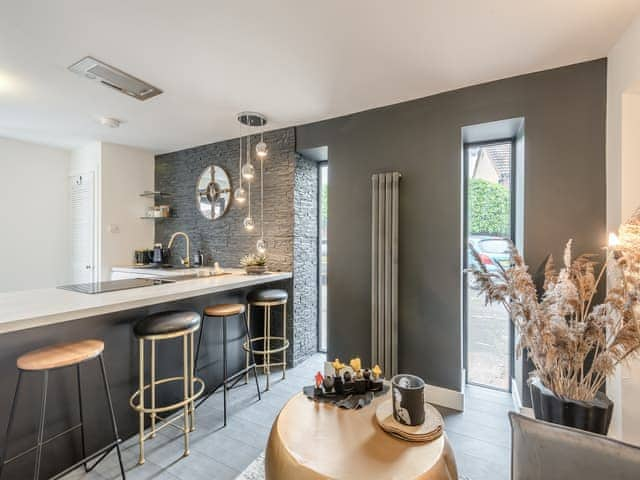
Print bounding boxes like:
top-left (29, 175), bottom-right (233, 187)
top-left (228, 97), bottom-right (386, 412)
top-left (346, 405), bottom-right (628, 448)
top-left (468, 178), bottom-right (510, 236)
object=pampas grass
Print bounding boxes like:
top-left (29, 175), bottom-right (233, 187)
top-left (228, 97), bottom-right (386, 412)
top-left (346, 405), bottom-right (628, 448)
top-left (469, 210), bottom-right (640, 401)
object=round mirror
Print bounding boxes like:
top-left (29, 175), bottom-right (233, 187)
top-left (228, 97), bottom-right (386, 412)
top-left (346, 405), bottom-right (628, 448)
top-left (196, 165), bottom-right (232, 220)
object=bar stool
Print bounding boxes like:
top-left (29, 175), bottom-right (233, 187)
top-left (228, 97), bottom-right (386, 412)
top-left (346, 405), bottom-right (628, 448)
top-left (194, 303), bottom-right (261, 426)
top-left (0, 339), bottom-right (125, 480)
top-left (245, 289), bottom-right (289, 391)
top-left (129, 311), bottom-right (204, 465)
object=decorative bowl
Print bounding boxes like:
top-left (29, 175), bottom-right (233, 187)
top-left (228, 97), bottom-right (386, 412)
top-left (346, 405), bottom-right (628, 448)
top-left (245, 265), bottom-right (267, 275)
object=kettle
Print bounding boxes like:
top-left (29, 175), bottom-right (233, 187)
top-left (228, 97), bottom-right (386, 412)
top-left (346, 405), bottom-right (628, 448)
top-left (152, 243), bottom-right (164, 264)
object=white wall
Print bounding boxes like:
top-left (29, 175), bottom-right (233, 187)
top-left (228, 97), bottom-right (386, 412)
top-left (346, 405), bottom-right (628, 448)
top-left (606, 14), bottom-right (640, 444)
top-left (70, 142), bottom-right (101, 282)
top-left (0, 137), bottom-right (71, 292)
top-left (99, 142), bottom-right (155, 280)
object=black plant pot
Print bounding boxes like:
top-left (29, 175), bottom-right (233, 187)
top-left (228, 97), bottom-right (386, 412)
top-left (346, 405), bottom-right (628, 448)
top-left (529, 377), bottom-right (613, 435)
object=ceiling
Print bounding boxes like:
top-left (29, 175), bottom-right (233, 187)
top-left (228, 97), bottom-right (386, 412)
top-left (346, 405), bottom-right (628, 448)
top-left (1, 0), bottom-right (639, 154)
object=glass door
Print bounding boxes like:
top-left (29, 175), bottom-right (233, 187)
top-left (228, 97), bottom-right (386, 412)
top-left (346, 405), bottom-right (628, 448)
top-left (464, 141), bottom-right (514, 390)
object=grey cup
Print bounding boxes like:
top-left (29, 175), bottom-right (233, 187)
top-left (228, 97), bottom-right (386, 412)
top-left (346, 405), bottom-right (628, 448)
top-left (391, 374), bottom-right (425, 426)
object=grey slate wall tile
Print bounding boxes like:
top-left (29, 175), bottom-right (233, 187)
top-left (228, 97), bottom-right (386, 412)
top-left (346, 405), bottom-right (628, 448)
top-left (155, 127), bottom-right (317, 365)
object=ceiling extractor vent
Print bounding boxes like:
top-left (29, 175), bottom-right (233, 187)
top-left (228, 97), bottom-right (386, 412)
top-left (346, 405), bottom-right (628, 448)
top-left (68, 56), bottom-right (163, 101)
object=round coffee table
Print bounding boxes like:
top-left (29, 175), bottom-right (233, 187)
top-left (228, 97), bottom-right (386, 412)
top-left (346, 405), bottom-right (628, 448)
top-left (265, 391), bottom-right (458, 480)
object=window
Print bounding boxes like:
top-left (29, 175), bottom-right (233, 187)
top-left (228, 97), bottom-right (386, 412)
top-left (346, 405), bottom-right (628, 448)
top-left (464, 141), bottom-right (514, 390)
top-left (318, 163), bottom-right (328, 352)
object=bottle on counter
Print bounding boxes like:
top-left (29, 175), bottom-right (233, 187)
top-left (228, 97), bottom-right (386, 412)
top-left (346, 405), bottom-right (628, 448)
top-left (152, 243), bottom-right (164, 264)
top-left (193, 250), bottom-right (205, 267)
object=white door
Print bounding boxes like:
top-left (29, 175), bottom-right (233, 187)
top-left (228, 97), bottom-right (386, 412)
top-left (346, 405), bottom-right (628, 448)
top-left (71, 173), bottom-right (96, 283)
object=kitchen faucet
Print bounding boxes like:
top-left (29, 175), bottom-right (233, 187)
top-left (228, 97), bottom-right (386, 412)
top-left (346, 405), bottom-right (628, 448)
top-left (168, 231), bottom-right (191, 267)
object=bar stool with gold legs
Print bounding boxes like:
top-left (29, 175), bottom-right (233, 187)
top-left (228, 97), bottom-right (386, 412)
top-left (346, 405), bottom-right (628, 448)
top-left (245, 289), bottom-right (289, 391)
top-left (129, 311), bottom-right (204, 465)
top-left (0, 339), bottom-right (125, 480)
top-left (194, 303), bottom-right (261, 426)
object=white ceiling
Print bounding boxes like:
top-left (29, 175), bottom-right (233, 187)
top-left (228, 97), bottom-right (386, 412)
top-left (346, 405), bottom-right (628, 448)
top-left (1, 0), bottom-right (639, 154)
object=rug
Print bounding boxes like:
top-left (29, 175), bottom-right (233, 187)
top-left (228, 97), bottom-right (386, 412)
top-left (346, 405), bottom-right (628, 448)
top-left (235, 452), bottom-right (265, 480)
top-left (234, 451), bottom-right (471, 480)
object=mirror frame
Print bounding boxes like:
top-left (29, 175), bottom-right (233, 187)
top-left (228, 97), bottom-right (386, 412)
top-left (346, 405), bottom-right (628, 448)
top-left (196, 165), bottom-right (232, 220)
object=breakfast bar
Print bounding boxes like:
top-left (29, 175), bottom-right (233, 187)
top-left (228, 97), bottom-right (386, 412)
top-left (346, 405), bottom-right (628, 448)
top-left (0, 270), bottom-right (291, 479)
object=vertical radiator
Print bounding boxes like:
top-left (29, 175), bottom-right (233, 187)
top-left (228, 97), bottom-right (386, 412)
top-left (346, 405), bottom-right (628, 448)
top-left (371, 171), bottom-right (401, 377)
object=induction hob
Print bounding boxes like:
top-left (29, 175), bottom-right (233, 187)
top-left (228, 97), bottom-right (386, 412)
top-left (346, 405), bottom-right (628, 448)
top-left (58, 277), bottom-right (175, 294)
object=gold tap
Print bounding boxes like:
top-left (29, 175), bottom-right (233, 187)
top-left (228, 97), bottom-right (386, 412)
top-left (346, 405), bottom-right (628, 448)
top-left (168, 232), bottom-right (191, 267)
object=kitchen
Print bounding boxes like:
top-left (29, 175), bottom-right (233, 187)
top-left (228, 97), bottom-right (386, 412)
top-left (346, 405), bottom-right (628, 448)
top-left (0, 99), bottom-right (318, 478)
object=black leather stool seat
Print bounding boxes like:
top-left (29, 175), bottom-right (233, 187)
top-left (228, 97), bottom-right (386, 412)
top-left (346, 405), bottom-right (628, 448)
top-left (247, 289), bottom-right (288, 303)
top-left (134, 311), bottom-right (200, 337)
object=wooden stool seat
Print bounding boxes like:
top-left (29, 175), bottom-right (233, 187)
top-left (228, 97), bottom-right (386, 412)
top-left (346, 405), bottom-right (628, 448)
top-left (204, 303), bottom-right (245, 317)
top-left (17, 339), bottom-right (104, 371)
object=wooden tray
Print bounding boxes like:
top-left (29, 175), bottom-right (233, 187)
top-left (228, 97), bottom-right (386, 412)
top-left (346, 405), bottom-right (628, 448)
top-left (375, 399), bottom-right (444, 442)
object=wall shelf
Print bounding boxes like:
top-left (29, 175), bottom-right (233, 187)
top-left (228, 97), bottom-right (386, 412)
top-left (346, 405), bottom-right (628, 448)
top-left (139, 216), bottom-right (178, 220)
top-left (140, 191), bottom-right (172, 198)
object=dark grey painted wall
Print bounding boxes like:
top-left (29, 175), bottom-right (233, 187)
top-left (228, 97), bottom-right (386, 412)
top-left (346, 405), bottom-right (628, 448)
top-left (296, 59), bottom-right (607, 395)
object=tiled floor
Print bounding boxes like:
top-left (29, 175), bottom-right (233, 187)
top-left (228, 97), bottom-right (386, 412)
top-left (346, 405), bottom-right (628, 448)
top-left (64, 354), bottom-right (513, 480)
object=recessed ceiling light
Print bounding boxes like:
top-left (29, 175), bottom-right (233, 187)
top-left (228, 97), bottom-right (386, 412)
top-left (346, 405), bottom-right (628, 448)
top-left (100, 117), bottom-right (122, 128)
top-left (0, 71), bottom-right (18, 94)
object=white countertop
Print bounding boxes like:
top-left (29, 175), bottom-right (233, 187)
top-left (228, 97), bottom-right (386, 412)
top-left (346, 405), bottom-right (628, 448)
top-left (112, 265), bottom-right (220, 277)
top-left (0, 269), bottom-right (291, 335)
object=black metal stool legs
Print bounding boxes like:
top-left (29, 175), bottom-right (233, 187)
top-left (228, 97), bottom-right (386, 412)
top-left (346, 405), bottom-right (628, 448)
top-left (195, 311), bottom-right (262, 426)
top-left (98, 354), bottom-right (126, 480)
top-left (76, 365), bottom-right (88, 472)
top-left (34, 370), bottom-right (48, 480)
top-left (0, 372), bottom-right (22, 479)
top-left (222, 315), bottom-right (228, 426)
top-left (0, 358), bottom-right (125, 480)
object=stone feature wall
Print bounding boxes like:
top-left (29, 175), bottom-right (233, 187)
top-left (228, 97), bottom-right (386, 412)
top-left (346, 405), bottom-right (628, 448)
top-left (155, 127), bottom-right (317, 365)
top-left (293, 154), bottom-right (319, 363)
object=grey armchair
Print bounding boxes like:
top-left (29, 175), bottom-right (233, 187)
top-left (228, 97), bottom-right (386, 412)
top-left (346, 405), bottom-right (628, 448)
top-left (509, 411), bottom-right (640, 480)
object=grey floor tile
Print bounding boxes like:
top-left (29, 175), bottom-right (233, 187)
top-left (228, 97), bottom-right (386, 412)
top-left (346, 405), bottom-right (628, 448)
top-left (63, 353), bottom-right (513, 480)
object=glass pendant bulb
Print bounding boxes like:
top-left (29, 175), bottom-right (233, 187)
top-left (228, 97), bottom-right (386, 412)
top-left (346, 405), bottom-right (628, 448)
top-left (256, 238), bottom-right (266, 254)
top-left (255, 141), bottom-right (268, 158)
top-left (243, 216), bottom-right (255, 231)
top-left (241, 162), bottom-right (255, 181)
top-left (234, 186), bottom-right (247, 204)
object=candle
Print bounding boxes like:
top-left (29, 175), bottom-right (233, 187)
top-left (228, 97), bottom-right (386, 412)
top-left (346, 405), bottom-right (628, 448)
top-left (609, 232), bottom-right (620, 248)
top-left (372, 365), bottom-right (382, 380)
top-left (332, 358), bottom-right (345, 374)
top-left (349, 357), bottom-right (362, 371)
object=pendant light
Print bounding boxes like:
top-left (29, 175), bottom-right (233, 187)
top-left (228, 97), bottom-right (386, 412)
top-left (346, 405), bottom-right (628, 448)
top-left (243, 139), bottom-right (254, 231)
top-left (235, 112), bottom-right (267, 236)
top-left (233, 133), bottom-right (247, 204)
top-left (243, 178), bottom-right (254, 231)
top-left (256, 128), bottom-right (268, 158)
top-left (241, 132), bottom-right (255, 180)
top-left (256, 154), bottom-right (266, 253)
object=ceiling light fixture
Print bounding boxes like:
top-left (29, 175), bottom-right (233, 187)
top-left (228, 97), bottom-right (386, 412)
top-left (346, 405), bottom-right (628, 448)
top-left (99, 117), bottom-right (122, 128)
top-left (256, 129), bottom-right (268, 158)
top-left (234, 131), bottom-right (247, 204)
top-left (236, 112), bottom-right (268, 241)
top-left (68, 56), bottom-right (163, 101)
